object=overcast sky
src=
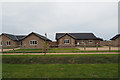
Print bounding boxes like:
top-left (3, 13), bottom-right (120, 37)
top-left (2, 2), bottom-right (118, 41)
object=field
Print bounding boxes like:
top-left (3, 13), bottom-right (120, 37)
top-left (2, 54), bottom-right (118, 64)
top-left (3, 64), bottom-right (118, 78)
top-left (2, 54), bottom-right (119, 78)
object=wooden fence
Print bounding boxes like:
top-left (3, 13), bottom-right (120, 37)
top-left (1, 43), bottom-right (118, 54)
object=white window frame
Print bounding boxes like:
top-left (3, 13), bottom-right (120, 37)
top-left (88, 40), bottom-right (93, 43)
top-left (6, 41), bottom-right (11, 46)
top-left (30, 40), bottom-right (38, 45)
top-left (64, 39), bottom-right (70, 44)
top-left (81, 40), bottom-right (85, 44)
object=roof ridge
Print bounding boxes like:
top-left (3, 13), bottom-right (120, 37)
top-left (56, 33), bottom-right (100, 40)
top-left (21, 32), bottom-right (51, 41)
top-left (110, 34), bottom-right (120, 40)
top-left (57, 33), bottom-right (76, 39)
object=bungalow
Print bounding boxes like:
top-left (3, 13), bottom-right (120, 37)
top-left (21, 32), bottom-right (51, 49)
top-left (0, 32), bottom-right (103, 49)
top-left (0, 33), bottom-right (26, 48)
top-left (110, 34), bottom-right (120, 47)
top-left (55, 33), bottom-right (103, 48)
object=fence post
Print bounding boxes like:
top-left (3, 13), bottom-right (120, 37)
top-left (72, 46), bottom-right (74, 53)
top-left (13, 45), bottom-right (15, 53)
top-left (23, 44), bottom-right (26, 55)
top-left (46, 46), bottom-right (48, 54)
top-left (41, 47), bottom-right (43, 53)
top-left (59, 46), bottom-right (61, 53)
top-left (1, 46), bottom-right (3, 53)
top-left (44, 45), bottom-right (47, 56)
top-left (109, 43), bottom-right (111, 52)
top-left (96, 43), bottom-right (98, 51)
top-left (84, 43), bottom-right (86, 51)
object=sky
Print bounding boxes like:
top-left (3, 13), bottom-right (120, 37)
top-left (1, 2), bottom-right (118, 41)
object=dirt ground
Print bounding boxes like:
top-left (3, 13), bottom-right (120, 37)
top-left (78, 46), bottom-right (119, 51)
top-left (2, 52), bottom-right (118, 55)
top-left (0, 46), bottom-right (119, 52)
top-left (0, 48), bottom-right (20, 52)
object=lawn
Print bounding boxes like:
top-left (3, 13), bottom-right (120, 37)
top-left (2, 64), bottom-right (118, 78)
top-left (2, 54), bottom-right (118, 64)
top-left (2, 54), bottom-right (119, 78)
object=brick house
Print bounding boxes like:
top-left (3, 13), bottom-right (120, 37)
top-left (21, 32), bottom-right (51, 49)
top-left (110, 34), bottom-right (120, 47)
top-left (0, 33), bottom-right (26, 48)
top-left (0, 32), bottom-right (103, 49)
top-left (55, 33), bottom-right (103, 48)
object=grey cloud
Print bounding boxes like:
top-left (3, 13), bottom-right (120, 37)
top-left (2, 2), bottom-right (118, 40)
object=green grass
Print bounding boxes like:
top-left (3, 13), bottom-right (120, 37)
top-left (2, 54), bottom-right (118, 78)
top-left (2, 54), bottom-right (118, 64)
top-left (2, 64), bottom-right (118, 78)
top-left (47, 48), bottom-right (79, 53)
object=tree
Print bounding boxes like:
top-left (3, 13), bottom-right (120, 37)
top-left (44, 33), bottom-right (47, 55)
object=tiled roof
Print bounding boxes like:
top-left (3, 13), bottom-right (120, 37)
top-left (1, 33), bottom-right (26, 41)
top-left (56, 33), bottom-right (103, 40)
top-left (16, 35), bottom-right (26, 41)
top-left (22, 32), bottom-right (51, 41)
top-left (110, 34), bottom-right (120, 40)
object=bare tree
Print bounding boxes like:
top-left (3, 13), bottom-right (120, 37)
top-left (44, 33), bottom-right (47, 55)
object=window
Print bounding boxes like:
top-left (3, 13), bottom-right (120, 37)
top-left (30, 40), bottom-right (38, 45)
top-left (81, 40), bottom-right (85, 43)
top-left (0, 41), bottom-right (2, 46)
top-left (64, 39), bottom-right (70, 44)
top-left (88, 40), bottom-right (93, 43)
top-left (6, 41), bottom-right (11, 46)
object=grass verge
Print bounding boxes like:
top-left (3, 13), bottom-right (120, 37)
top-left (2, 64), bottom-right (118, 78)
top-left (2, 54), bottom-right (118, 64)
